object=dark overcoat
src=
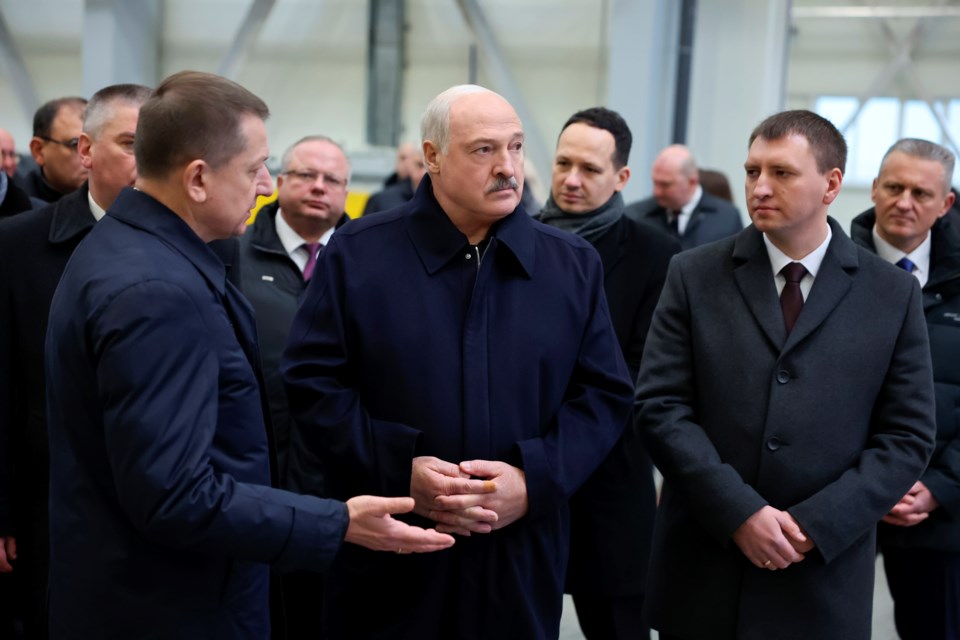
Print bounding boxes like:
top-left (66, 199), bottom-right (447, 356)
top-left (45, 188), bottom-right (349, 639)
top-left (636, 219), bottom-right (936, 640)
top-left (281, 177), bottom-right (634, 639)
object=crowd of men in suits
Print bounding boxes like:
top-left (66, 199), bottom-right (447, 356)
top-left (0, 73), bottom-right (956, 640)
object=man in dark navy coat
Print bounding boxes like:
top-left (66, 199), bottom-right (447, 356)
top-left (851, 138), bottom-right (960, 640)
top-left (537, 107), bottom-right (678, 640)
top-left (44, 71), bottom-right (453, 640)
top-left (636, 110), bottom-right (936, 640)
top-left (0, 83), bottom-right (152, 639)
top-left (282, 85), bottom-right (634, 639)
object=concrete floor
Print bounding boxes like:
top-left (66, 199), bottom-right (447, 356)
top-left (558, 555), bottom-right (898, 639)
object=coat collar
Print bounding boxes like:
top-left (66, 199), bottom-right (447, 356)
top-left (732, 217), bottom-right (857, 350)
top-left (48, 182), bottom-right (96, 245)
top-left (405, 175), bottom-right (535, 278)
top-left (107, 187), bottom-right (228, 295)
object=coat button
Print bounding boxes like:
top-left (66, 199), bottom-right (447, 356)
top-left (776, 370), bottom-right (790, 384)
top-left (767, 437), bottom-right (782, 451)
top-left (465, 253), bottom-right (473, 260)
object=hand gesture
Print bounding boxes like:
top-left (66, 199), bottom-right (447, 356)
top-left (344, 495), bottom-right (455, 553)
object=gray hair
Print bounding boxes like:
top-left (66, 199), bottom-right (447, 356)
top-left (280, 135), bottom-right (351, 180)
top-left (881, 138), bottom-right (956, 194)
top-left (420, 84), bottom-right (497, 154)
top-left (83, 84), bottom-right (152, 140)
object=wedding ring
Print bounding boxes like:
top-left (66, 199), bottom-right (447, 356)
top-left (763, 560), bottom-right (772, 567)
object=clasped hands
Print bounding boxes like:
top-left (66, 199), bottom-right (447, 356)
top-left (883, 480), bottom-right (939, 527)
top-left (410, 455), bottom-right (529, 536)
top-left (732, 505), bottom-right (814, 571)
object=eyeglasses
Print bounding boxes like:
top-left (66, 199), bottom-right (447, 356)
top-left (38, 135), bottom-right (79, 152)
top-left (282, 169), bottom-right (347, 190)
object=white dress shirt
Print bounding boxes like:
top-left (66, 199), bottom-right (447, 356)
top-left (871, 225), bottom-right (931, 288)
top-left (763, 224), bottom-right (833, 301)
top-left (275, 208), bottom-right (336, 273)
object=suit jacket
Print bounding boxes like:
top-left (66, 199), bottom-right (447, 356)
top-left (45, 188), bottom-right (349, 639)
top-left (362, 177), bottom-right (414, 216)
top-left (281, 176), bottom-right (634, 639)
top-left (852, 208), bottom-right (960, 552)
top-left (0, 184), bottom-right (96, 538)
top-left (636, 218), bottom-right (936, 640)
top-left (625, 191), bottom-right (743, 250)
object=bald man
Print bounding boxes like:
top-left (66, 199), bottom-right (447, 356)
top-left (282, 85), bottom-right (632, 638)
top-left (0, 129), bottom-right (18, 178)
top-left (625, 144), bottom-right (743, 250)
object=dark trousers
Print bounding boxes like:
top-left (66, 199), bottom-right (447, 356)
top-left (883, 546), bottom-right (960, 640)
top-left (572, 593), bottom-right (648, 640)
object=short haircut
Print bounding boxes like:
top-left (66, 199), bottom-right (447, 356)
top-left (881, 138), bottom-right (955, 194)
top-left (749, 109), bottom-right (847, 175)
top-left (83, 84), bottom-right (152, 139)
top-left (560, 107), bottom-right (632, 169)
top-left (33, 97), bottom-right (87, 138)
top-left (135, 70), bottom-right (269, 179)
top-left (280, 135), bottom-right (351, 179)
top-left (420, 84), bottom-right (495, 154)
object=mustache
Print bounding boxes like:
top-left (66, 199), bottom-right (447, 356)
top-left (486, 176), bottom-right (520, 194)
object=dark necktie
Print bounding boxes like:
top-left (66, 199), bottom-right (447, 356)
top-left (668, 210), bottom-right (680, 236)
top-left (780, 262), bottom-right (807, 335)
top-left (896, 256), bottom-right (916, 273)
top-left (302, 242), bottom-right (321, 281)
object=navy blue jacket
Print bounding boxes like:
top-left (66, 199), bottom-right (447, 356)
top-left (45, 188), bottom-right (349, 639)
top-left (282, 177), bottom-right (634, 639)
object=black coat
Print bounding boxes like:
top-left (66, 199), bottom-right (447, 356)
top-left (20, 167), bottom-right (67, 204)
top-left (0, 184), bottom-right (96, 538)
top-left (625, 191), bottom-right (743, 250)
top-left (852, 208), bottom-right (960, 551)
top-left (0, 175), bottom-right (33, 218)
top-left (563, 216), bottom-right (680, 596)
top-left (363, 178), bottom-right (414, 216)
top-left (238, 203), bottom-right (346, 491)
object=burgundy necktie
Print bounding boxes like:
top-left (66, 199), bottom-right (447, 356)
top-left (302, 242), bottom-right (321, 281)
top-left (780, 262), bottom-right (807, 335)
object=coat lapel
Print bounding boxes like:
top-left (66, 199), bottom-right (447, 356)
top-left (733, 226), bottom-right (787, 349)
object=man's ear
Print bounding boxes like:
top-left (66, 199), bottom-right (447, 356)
top-left (29, 137), bottom-right (45, 165)
top-left (423, 141), bottom-right (441, 174)
top-left (183, 159), bottom-right (209, 204)
top-left (78, 133), bottom-right (94, 170)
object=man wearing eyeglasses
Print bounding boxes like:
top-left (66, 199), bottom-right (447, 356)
top-left (23, 97), bottom-right (88, 205)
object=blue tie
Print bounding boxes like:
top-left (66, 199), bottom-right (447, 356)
top-left (896, 257), bottom-right (916, 273)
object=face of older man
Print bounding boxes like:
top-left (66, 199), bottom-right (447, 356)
top-left (872, 150), bottom-right (955, 253)
top-left (34, 105), bottom-right (88, 193)
top-left (426, 91), bottom-right (524, 241)
top-left (651, 146), bottom-right (697, 212)
top-left (551, 122), bottom-right (629, 214)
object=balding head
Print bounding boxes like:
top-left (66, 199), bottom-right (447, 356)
top-left (651, 144), bottom-right (700, 211)
top-left (0, 128), bottom-right (16, 177)
top-left (421, 85), bottom-right (524, 243)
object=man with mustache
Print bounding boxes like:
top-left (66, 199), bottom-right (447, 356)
top-left (282, 84), bottom-right (634, 638)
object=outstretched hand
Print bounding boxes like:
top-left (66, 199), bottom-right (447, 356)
top-left (344, 495), bottom-right (455, 553)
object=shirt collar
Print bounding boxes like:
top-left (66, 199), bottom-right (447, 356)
top-left (406, 175), bottom-right (535, 278)
top-left (871, 223), bottom-right (931, 276)
top-left (87, 189), bottom-right (107, 222)
top-left (680, 185), bottom-right (703, 217)
top-left (763, 223), bottom-right (833, 280)
top-left (275, 207), bottom-right (337, 256)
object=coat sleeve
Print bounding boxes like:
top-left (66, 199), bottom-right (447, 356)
top-left (92, 280), bottom-right (348, 574)
top-left (281, 239), bottom-right (423, 501)
top-left (636, 256), bottom-right (769, 543)
top-left (787, 281), bottom-right (936, 562)
top-left (514, 255), bottom-right (635, 520)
